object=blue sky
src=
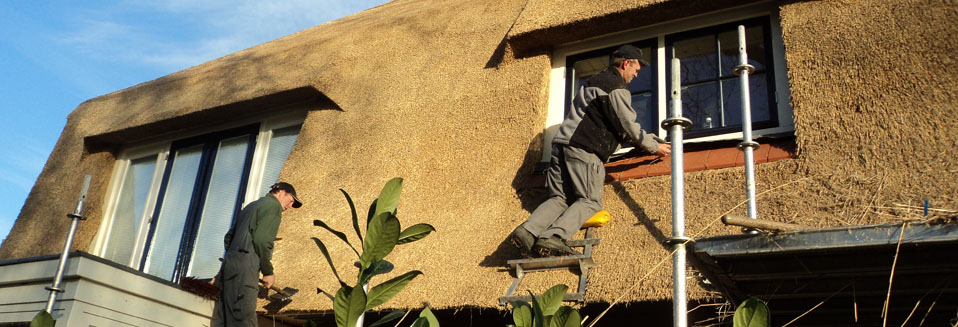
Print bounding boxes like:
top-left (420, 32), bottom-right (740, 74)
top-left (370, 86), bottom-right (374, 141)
top-left (0, 0), bottom-right (388, 245)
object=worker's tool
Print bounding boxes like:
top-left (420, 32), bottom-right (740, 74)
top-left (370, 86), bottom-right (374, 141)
top-left (260, 280), bottom-right (299, 302)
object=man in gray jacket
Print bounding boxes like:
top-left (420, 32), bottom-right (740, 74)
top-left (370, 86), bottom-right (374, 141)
top-left (511, 45), bottom-right (671, 257)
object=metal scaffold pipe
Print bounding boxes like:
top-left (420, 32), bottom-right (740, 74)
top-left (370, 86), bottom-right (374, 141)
top-left (733, 25), bottom-right (760, 223)
top-left (44, 174), bottom-right (92, 314)
top-left (662, 58), bottom-right (692, 327)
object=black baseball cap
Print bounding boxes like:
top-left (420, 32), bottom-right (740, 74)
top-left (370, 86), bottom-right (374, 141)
top-left (270, 182), bottom-right (302, 208)
top-left (611, 44), bottom-right (651, 66)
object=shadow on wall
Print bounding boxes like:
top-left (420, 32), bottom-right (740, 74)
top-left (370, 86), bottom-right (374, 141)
top-left (610, 183), bottom-right (669, 249)
top-left (478, 133), bottom-right (547, 267)
top-left (478, 133), bottom-right (675, 268)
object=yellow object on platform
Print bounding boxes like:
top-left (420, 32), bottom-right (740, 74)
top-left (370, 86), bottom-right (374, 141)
top-left (581, 210), bottom-right (610, 228)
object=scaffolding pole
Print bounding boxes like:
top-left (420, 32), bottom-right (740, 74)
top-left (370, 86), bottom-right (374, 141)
top-left (44, 174), bottom-right (91, 314)
top-left (733, 25), bottom-right (760, 224)
top-left (663, 58), bottom-right (692, 327)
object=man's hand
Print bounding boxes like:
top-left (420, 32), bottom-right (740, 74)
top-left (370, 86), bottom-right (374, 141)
top-left (655, 143), bottom-right (672, 157)
top-left (262, 274), bottom-right (275, 289)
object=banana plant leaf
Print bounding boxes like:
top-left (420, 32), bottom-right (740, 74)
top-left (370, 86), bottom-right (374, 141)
top-left (339, 189), bottom-right (363, 244)
top-left (398, 223), bottom-right (435, 245)
top-left (314, 219), bottom-right (360, 258)
top-left (311, 237), bottom-right (345, 288)
top-left (364, 270), bottom-right (423, 311)
top-left (359, 212), bottom-right (400, 270)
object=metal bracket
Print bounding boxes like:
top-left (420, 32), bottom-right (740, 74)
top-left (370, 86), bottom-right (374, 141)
top-left (737, 141), bottom-right (760, 150)
top-left (663, 236), bottom-right (694, 246)
top-left (661, 117), bottom-right (693, 130)
top-left (67, 213), bottom-right (86, 221)
top-left (733, 64), bottom-right (755, 76)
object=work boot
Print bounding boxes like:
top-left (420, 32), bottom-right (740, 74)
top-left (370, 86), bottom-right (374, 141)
top-left (509, 226), bottom-right (536, 258)
top-left (533, 236), bottom-right (580, 257)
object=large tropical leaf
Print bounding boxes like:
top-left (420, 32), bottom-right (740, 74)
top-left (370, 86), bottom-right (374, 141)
top-left (511, 301), bottom-right (533, 327)
top-left (339, 189), bottom-right (363, 244)
top-left (411, 317), bottom-right (428, 327)
top-left (374, 178), bottom-right (403, 219)
top-left (334, 285), bottom-right (367, 327)
top-left (528, 291), bottom-right (545, 327)
top-left (358, 260), bottom-right (395, 286)
top-left (397, 223), bottom-right (435, 245)
top-left (311, 237), bottom-right (344, 286)
top-left (366, 198), bottom-right (378, 226)
top-left (419, 307), bottom-right (440, 327)
top-left (733, 297), bottom-right (770, 327)
top-left (364, 270), bottom-right (423, 311)
top-left (316, 287), bottom-right (335, 301)
top-left (551, 306), bottom-right (582, 327)
top-left (369, 310), bottom-right (405, 327)
top-left (29, 311), bottom-right (53, 327)
top-left (359, 212), bottom-right (400, 269)
top-left (538, 284), bottom-right (568, 316)
top-left (314, 219), bottom-right (360, 258)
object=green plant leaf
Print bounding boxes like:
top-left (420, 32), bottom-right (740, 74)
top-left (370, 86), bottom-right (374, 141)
top-left (511, 301), bottom-right (533, 327)
top-left (314, 219), bottom-right (360, 258)
top-left (340, 189), bottom-right (364, 244)
top-left (552, 306), bottom-right (582, 327)
top-left (364, 270), bottom-right (423, 311)
top-left (374, 177), bottom-right (403, 219)
top-left (369, 310), bottom-right (405, 327)
top-left (366, 198), bottom-right (378, 227)
top-left (333, 287), bottom-right (349, 327)
top-left (30, 311), bottom-right (53, 327)
top-left (419, 307), bottom-right (439, 327)
top-left (317, 287), bottom-right (335, 301)
top-left (312, 237), bottom-right (344, 286)
top-left (528, 291), bottom-right (545, 327)
top-left (358, 260), bottom-right (395, 287)
top-left (411, 317), bottom-right (428, 327)
top-left (397, 223), bottom-right (435, 245)
top-left (359, 212), bottom-right (400, 270)
top-left (733, 297), bottom-right (770, 327)
top-left (539, 284), bottom-right (568, 316)
top-left (334, 285), bottom-right (367, 327)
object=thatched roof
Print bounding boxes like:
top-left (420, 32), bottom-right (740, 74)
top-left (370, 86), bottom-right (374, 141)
top-left (2, 0), bottom-right (956, 316)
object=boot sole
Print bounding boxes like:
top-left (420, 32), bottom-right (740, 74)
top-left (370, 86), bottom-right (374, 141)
top-left (509, 235), bottom-right (533, 258)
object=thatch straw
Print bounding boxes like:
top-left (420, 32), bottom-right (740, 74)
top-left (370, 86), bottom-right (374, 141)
top-left (1, 0), bottom-right (956, 316)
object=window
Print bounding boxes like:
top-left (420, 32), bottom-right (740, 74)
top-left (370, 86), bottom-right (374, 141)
top-left (545, 6), bottom-right (793, 161)
top-left (93, 115), bottom-right (303, 282)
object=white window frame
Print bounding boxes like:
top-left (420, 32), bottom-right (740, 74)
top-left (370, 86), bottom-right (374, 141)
top-left (243, 111), bottom-right (306, 206)
top-left (91, 110), bottom-right (306, 274)
top-left (91, 143), bottom-right (169, 267)
top-left (542, 2), bottom-right (793, 161)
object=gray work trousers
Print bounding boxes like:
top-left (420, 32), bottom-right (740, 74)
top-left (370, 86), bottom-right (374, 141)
top-left (522, 144), bottom-right (604, 240)
top-left (214, 207), bottom-right (260, 326)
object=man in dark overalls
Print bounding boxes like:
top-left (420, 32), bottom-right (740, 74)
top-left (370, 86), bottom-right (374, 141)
top-left (214, 182), bottom-right (302, 327)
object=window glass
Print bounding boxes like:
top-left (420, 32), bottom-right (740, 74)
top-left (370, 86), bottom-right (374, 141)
top-left (561, 17), bottom-right (782, 145)
top-left (718, 25), bottom-right (766, 77)
top-left (101, 119), bottom-right (303, 282)
top-left (667, 18), bottom-right (775, 137)
top-left (102, 155), bottom-right (156, 265)
top-left (188, 135), bottom-right (252, 279)
top-left (146, 144), bottom-right (203, 280)
top-left (258, 125), bottom-right (301, 196)
top-left (568, 42), bottom-right (657, 134)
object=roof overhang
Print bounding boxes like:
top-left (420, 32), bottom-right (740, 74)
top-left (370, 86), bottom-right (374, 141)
top-left (692, 220), bottom-right (958, 326)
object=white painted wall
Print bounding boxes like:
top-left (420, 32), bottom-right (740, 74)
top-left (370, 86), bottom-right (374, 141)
top-left (0, 253), bottom-right (214, 326)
